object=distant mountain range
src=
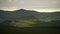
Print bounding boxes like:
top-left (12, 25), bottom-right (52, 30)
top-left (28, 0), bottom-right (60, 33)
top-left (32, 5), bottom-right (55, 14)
top-left (0, 9), bottom-right (60, 20)
top-left (0, 9), bottom-right (60, 27)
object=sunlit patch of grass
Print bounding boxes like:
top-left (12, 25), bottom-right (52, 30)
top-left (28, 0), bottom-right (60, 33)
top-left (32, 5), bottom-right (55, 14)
top-left (12, 20), bottom-right (37, 27)
top-left (10, 19), bottom-right (53, 27)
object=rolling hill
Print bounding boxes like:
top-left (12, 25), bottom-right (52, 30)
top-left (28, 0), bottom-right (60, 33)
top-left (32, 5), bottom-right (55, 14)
top-left (0, 9), bottom-right (60, 34)
top-left (0, 9), bottom-right (60, 27)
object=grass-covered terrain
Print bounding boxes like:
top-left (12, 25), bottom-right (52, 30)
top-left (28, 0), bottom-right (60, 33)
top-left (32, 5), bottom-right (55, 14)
top-left (0, 19), bottom-right (60, 34)
top-left (0, 26), bottom-right (60, 34)
top-left (0, 9), bottom-right (60, 34)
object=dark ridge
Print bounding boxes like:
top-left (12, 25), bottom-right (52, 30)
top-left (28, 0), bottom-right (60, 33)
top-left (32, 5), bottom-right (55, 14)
top-left (0, 9), bottom-right (60, 26)
top-left (0, 9), bottom-right (60, 34)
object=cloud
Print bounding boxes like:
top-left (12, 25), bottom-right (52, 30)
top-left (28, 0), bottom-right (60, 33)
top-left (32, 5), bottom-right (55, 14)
top-left (0, 0), bottom-right (60, 12)
top-left (0, 6), bottom-right (19, 11)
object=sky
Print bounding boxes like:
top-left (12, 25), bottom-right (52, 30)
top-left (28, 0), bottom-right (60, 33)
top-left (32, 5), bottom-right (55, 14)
top-left (0, 0), bottom-right (60, 12)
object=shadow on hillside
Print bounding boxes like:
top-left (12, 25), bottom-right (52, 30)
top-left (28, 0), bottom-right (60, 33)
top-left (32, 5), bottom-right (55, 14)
top-left (0, 20), bottom-right (60, 34)
top-left (0, 26), bottom-right (60, 34)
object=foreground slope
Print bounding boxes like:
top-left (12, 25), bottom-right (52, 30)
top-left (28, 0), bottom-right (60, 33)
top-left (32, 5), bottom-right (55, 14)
top-left (0, 9), bottom-right (60, 34)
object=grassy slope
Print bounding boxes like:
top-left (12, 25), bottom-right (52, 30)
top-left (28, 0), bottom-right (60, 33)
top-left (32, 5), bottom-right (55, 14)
top-left (0, 26), bottom-right (60, 34)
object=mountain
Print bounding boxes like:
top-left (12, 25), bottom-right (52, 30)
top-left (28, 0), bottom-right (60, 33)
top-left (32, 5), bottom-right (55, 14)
top-left (0, 9), bottom-right (38, 20)
top-left (0, 9), bottom-right (60, 20)
top-left (0, 9), bottom-right (60, 34)
top-left (0, 9), bottom-right (60, 27)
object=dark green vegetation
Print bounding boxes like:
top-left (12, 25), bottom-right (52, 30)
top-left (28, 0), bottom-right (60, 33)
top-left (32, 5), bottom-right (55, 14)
top-left (0, 9), bottom-right (60, 34)
top-left (0, 26), bottom-right (60, 34)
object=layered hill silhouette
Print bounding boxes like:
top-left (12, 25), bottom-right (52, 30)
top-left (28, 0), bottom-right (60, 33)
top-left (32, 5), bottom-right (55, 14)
top-left (0, 9), bottom-right (60, 20)
top-left (0, 9), bottom-right (60, 34)
top-left (0, 9), bottom-right (60, 27)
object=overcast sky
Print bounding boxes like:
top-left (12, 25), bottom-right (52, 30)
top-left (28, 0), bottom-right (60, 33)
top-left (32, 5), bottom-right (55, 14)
top-left (0, 0), bottom-right (60, 12)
